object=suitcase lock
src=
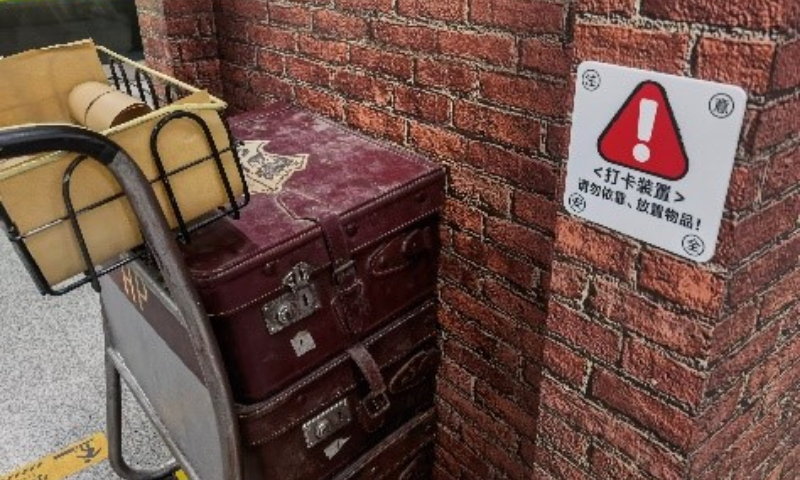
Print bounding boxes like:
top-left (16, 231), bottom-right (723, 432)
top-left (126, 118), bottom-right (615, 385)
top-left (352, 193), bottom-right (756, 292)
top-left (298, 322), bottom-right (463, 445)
top-left (263, 262), bottom-right (321, 335)
top-left (302, 398), bottom-right (352, 448)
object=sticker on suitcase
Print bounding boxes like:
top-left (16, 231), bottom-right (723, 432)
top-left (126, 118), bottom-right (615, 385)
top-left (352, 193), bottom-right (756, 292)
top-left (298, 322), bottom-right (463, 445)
top-left (237, 140), bottom-right (308, 194)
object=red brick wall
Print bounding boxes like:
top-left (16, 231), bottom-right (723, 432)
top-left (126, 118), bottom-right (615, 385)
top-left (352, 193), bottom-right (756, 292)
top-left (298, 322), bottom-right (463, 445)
top-left (539, 1), bottom-right (799, 479)
top-left (137, 0), bottom-right (799, 478)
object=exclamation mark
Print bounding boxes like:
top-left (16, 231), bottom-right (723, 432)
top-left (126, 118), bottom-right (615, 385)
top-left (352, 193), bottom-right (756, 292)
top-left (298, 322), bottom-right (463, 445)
top-left (633, 99), bottom-right (658, 163)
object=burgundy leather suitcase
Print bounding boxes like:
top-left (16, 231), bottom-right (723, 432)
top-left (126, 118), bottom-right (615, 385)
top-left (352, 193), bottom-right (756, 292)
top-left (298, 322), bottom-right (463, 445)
top-left (238, 299), bottom-right (438, 480)
top-left (172, 103), bottom-right (445, 403)
top-left (329, 409), bottom-right (435, 480)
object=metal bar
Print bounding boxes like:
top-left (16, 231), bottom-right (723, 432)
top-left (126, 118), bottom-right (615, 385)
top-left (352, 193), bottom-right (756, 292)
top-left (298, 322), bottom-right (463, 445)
top-left (62, 155), bottom-right (101, 292)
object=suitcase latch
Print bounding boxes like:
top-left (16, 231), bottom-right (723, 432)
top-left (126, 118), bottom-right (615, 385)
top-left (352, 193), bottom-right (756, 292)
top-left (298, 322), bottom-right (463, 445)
top-left (262, 262), bottom-right (321, 335)
top-left (302, 398), bottom-right (352, 448)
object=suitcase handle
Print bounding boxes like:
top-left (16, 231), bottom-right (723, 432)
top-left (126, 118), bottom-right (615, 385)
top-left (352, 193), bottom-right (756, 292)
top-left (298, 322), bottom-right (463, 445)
top-left (0, 124), bottom-right (244, 480)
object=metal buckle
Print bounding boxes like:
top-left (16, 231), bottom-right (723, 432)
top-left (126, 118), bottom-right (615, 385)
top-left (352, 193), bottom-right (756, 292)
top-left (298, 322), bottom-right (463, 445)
top-left (362, 391), bottom-right (390, 419)
top-left (262, 262), bottom-right (320, 335)
top-left (332, 259), bottom-right (355, 285)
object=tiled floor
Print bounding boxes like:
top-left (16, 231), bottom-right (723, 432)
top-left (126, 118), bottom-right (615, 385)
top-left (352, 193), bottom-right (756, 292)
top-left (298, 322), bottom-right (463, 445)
top-left (0, 238), bottom-right (170, 479)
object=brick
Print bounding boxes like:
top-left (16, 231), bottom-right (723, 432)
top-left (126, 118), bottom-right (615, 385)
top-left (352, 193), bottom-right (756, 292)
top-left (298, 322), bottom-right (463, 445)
top-left (537, 447), bottom-right (591, 480)
top-left (513, 190), bottom-right (557, 233)
top-left (546, 123), bottom-right (570, 159)
top-left (697, 377), bottom-right (744, 441)
top-left (554, 217), bottom-right (637, 279)
top-left (373, 21), bottom-right (439, 53)
top-left (709, 301), bottom-right (760, 361)
top-left (486, 217), bottom-right (553, 267)
top-left (547, 303), bottom-right (621, 363)
top-left (294, 86), bottom-right (344, 120)
top-left (729, 233), bottom-right (800, 305)
top-left (438, 380), bottom-right (518, 448)
top-left (313, 9), bottom-right (368, 40)
top-left (548, 260), bottom-right (588, 300)
top-left (297, 35), bottom-right (349, 64)
top-left (437, 427), bottom-right (493, 479)
top-left (543, 339), bottom-right (589, 389)
top-left (725, 162), bottom-right (766, 212)
top-left (350, 45), bottom-right (414, 80)
top-left (249, 25), bottom-right (296, 51)
top-left (576, 0), bottom-right (636, 16)
top-left (539, 412), bottom-right (590, 459)
top-left (753, 95), bottom-right (800, 151)
top-left (520, 39), bottom-right (572, 78)
top-left (591, 279), bottom-right (712, 358)
top-left (708, 318), bottom-right (782, 393)
top-left (452, 230), bottom-right (538, 288)
top-left (336, 0), bottom-right (393, 13)
top-left (445, 340), bottom-right (520, 397)
top-left (475, 381), bottom-right (539, 439)
top-left (454, 101), bottom-right (540, 151)
top-left (439, 307), bottom-right (502, 359)
top-left (444, 197), bottom-right (483, 234)
top-left (220, 41), bottom-right (255, 67)
top-left (416, 58), bottom-right (478, 93)
top-left (439, 355), bottom-right (476, 397)
top-left (466, 142), bottom-right (556, 196)
top-left (345, 104), bottom-right (405, 144)
top-left (397, 0), bottom-right (466, 22)
top-left (394, 86), bottom-right (451, 123)
top-left (331, 69), bottom-right (393, 106)
top-left (257, 49), bottom-right (285, 74)
top-left (541, 378), bottom-right (684, 480)
top-left (220, 0), bottom-right (267, 18)
top-left (640, 251), bottom-right (725, 316)
top-left (773, 38), bottom-right (800, 90)
top-left (725, 194), bottom-right (799, 264)
top-left (641, 0), bottom-right (794, 31)
top-left (591, 368), bottom-right (695, 451)
top-left (694, 37), bottom-right (776, 94)
top-left (588, 445), bottom-right (642, 480)
top-left (440, 252), bottom-right (482, 293)
top-left (269, 3), bottom-right (312, 29)
top-left (762, 268), bottom-right (800, 320)
top-left (462, 421), bottom-right (530, 480)
top-left (483, 279), bottom-right (546, 328)
top-left (285, 56), bottom-right (330, 86)
top-left (574, 23), bottom-right (690, 74)
top-left (249, 71), bottom-right (293, 99)
top-left (622, 338), bottom-right (705, 409)
top-left (408, 122), bottom-right (468, 160)
top-left (441, 283), bottom-right (526, 353)
top-left (470, 0), bottom-right (565, 34)
top-left (438, 30), bottom-right (517, 68)
top-left (478, 72), bottom-right (569, 118)
top-left (744, 332), bottom-right (800, 400)
top-left (449, 165), bottom-right (512, 214)
top-left (763, 145), bottom-right (800, 200)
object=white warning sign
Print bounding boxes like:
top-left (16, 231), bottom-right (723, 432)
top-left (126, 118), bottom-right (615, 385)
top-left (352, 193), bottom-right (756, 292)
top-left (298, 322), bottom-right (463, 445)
top-left (564, 62), bottom-right (747, 262)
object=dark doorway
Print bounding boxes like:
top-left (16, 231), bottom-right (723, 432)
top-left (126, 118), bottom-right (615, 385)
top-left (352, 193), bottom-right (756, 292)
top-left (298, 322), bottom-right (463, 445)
top-left (0, 0), bottom-right (142, 57)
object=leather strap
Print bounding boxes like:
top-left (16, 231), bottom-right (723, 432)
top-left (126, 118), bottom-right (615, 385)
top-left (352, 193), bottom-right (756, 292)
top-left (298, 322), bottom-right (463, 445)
top-left (347, 344), bottom-right (390, 432)
top-left (319, 213), bottom-right (353, 279)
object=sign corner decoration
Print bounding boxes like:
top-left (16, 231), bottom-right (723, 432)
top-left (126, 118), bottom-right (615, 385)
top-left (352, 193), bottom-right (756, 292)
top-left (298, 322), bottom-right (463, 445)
top-left (565, 62), bottom-right (747, 262)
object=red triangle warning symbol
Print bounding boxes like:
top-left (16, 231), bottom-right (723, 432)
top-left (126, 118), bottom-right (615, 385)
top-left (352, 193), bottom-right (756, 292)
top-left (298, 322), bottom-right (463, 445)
top-left (598, 81), bottom-right (689, 181)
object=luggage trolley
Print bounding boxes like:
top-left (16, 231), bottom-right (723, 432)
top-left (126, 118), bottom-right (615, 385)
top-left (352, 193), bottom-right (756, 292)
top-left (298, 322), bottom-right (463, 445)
top-left (0, 47), bottom-right (251, 480)
top-left (0, 126), bottom-right (246, 480)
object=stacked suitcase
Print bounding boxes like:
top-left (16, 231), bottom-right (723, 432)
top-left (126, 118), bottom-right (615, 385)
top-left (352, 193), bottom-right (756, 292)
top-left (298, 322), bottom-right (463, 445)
top-left (100, 103), bottom-right (444, 479)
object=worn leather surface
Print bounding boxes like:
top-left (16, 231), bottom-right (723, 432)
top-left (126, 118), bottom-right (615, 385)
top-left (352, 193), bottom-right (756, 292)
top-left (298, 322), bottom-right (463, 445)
top-left (177, 102), bottom-right (445, 402)
top-left (329, 409), bottom-right (435, 480)
top-left (238, 300), bottom-right (439, 480)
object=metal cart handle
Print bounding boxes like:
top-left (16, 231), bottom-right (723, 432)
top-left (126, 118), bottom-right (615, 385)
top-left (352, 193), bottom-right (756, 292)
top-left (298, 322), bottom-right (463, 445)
top-left (0, 125), bottom-right (243, 480)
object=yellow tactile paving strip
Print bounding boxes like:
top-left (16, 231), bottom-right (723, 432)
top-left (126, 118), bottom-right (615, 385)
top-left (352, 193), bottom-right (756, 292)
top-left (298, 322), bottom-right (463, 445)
top-left (0, 433), bottom-right (107, 480)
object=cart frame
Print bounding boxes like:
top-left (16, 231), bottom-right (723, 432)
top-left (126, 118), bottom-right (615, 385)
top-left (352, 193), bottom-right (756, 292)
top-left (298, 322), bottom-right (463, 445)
top-left (0, 125), bottom-right (245, 480)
